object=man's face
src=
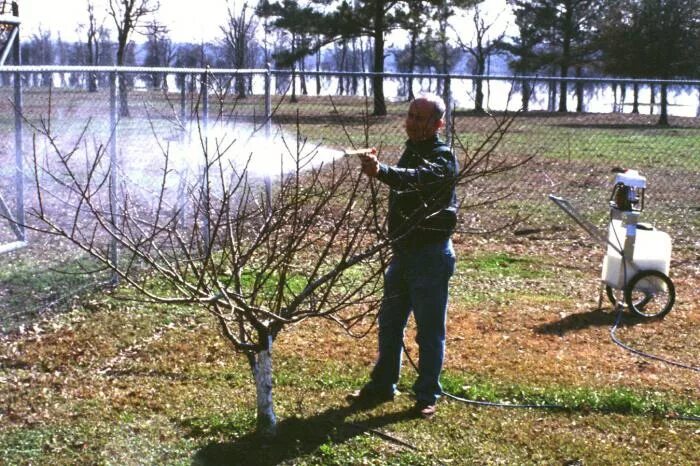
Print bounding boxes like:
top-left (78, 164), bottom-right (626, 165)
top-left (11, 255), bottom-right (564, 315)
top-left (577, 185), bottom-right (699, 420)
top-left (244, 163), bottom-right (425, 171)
top-left (405, 99), bottom-right (442, 142)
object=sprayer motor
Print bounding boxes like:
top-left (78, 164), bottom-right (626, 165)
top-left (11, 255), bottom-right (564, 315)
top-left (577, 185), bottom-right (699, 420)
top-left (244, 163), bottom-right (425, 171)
top-left (610, 169), bottom-right (646, 212)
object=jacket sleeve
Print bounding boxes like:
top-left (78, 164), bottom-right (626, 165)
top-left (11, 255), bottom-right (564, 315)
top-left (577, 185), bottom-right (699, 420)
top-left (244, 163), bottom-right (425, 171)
top-left (375, 150), bottom-right (457, 191)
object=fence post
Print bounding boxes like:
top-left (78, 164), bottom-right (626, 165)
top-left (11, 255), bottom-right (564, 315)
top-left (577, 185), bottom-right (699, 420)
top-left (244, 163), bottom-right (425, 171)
top-left (109, 71), bottom-right (119, 283)
top-left (443, 74), bottom-right (452, 146)
top-left (202, 67), bottom-right (209, 130)
top-left (180, 72), bottom-right (186, 125)
top-left (12, 10), bottom-right (24, 242)
top-left (264, 63), bottom-right (272, 211)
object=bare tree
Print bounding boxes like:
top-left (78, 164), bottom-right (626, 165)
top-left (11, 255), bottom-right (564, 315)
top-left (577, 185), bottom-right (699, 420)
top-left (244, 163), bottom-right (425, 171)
top-left (143, 19), bottom-right (173, 90)
top-left (108, 0), bottom-right (160, 116)
top-left (220, 1), bottom-right (260, 98)
top-left (19, 99), bottom-right (529, 436)
top-left (22, 27), bottom-right (54, 86)
top-left (79, 1), bottom-right (108, 92)
top-left (454, 6), bottom-right (505, 114)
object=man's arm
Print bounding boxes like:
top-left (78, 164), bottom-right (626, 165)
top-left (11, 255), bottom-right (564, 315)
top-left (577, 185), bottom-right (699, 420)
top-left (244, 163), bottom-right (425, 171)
top-left (361, 151), bottom-right (456, 191)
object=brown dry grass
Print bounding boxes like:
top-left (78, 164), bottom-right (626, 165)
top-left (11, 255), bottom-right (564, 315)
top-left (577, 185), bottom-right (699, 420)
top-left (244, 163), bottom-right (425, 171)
top-left (279, 230), bottom-right (700, 397)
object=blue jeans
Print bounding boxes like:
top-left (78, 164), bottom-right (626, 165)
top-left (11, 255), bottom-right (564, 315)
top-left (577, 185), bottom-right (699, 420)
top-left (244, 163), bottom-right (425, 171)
top-left (366, 239), bottom-right (456, 405)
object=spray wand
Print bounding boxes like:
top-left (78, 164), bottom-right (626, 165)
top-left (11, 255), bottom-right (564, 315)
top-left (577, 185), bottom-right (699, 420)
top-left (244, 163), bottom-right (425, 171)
top-left (344, 148), bottom-right (376, 157)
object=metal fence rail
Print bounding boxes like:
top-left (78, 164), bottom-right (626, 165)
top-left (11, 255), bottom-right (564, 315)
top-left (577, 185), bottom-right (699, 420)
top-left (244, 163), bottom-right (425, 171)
top-left (1, 66), bottom-right (699, 257)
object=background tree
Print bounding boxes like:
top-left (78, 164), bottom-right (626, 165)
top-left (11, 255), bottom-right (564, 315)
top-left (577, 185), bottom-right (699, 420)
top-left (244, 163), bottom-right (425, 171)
top-left (21, 28), bottom-right (54, 87)
top-left (220, 1), bottom-right (261, 98)
top-left (453, 5), bottom-right (506, 113)
top-left (257, 0), bottom-right (404, 115)
top-left (108, 0), bottom-right (160, 117)
top-left (256, 0), bottom-right (324, 102)
top-left (508, 0), bottom-right (603, 113)
top-left (393, 2), bottom-right (431, 100)
top-left (142, 20), bottom-right (172, 90)
top-left (78, 1), bottom-right (108, 92)
top-left (500, 0), bottom-right (547, 111)
top-left (173, 42), bottom-right (214, 99)
top-left (598, 0), bottom-right (700, 125)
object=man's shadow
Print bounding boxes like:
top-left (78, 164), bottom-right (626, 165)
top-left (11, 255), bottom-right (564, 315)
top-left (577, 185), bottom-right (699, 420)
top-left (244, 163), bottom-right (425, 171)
top-left (190, 403), bottom-right (418, 466)
top-left (534, 306), bottom-right (648, 336)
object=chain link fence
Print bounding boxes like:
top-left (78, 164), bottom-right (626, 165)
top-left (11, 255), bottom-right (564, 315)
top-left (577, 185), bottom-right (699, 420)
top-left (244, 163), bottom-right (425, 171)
top-left (1, 67), bottom-right (699, 255)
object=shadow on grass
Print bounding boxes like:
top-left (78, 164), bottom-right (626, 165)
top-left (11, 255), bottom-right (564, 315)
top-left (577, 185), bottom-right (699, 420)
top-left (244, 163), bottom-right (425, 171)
top-left (534, 307), bottom-right (647, 336)
top-left (191, 404), bottom-right (417, 466)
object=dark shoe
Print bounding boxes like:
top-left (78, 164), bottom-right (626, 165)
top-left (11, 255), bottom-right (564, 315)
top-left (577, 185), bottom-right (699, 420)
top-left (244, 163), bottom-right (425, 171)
top-left (346, 388), bottom-right (396, 407)
top-left (414, 401), bottom-right (437, 419)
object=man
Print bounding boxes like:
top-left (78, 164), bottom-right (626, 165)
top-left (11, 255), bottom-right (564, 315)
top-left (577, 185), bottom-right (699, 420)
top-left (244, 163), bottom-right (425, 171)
top-left (349, 94), bottom-right (458, 419)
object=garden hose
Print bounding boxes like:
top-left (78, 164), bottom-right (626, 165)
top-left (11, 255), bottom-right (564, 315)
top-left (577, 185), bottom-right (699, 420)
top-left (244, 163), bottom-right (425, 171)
top-left (401, 342), bottom-right (564, 411)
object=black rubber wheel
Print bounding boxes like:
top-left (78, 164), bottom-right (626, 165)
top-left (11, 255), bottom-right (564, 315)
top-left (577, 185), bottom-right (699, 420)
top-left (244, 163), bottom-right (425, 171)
top-left (623, 270), bottom-right (675, 318)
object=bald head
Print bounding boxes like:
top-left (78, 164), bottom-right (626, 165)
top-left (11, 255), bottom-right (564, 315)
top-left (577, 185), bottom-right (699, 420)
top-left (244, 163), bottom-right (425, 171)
top-left (417, 93), bottom-right (446, 121)
top-left (405, 94), bottom-right (446, 142)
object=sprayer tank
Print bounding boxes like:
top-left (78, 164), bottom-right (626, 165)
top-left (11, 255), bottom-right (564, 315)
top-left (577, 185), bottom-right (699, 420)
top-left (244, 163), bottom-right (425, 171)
top-left (601, 219), bottom-right (672, 289)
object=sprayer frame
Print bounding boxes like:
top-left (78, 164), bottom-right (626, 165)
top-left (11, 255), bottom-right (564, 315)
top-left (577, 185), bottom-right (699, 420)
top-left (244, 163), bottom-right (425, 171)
top-left (549, 195), bottom-right (675, 318)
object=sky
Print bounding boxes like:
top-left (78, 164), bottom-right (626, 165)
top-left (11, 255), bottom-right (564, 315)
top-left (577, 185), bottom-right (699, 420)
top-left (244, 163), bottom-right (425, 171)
top-left (17, 0), bottom-right (514, 46)
top-left (20, 0), bottom-right (232, 43)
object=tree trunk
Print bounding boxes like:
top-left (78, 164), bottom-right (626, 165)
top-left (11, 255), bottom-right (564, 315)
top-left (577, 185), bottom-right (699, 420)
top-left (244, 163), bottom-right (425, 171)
top-left (548, 79), bottom-right (557, 112)
top-left (558, 67), bottom-right (568, 112)
top-left (249, 335), bottom-right (277, 437)
top-left (337, 42), bottom-right (346, 96)
top-left (521, 79), bottom-right (530, 112)
top-left (559, 5), bottom-right (572, 113)
top-left (315, 42), bottom-right (321, 96)
top-left (408, 30), bottom-right (417, 101)
top-left (87, 34), bottom-right (98, 92)
top-left (620, 83), bottom-right (626, 113)
top-left (473, 56), bottom-right (485, 113)
top-left (299, 57), bottom-right (308, 96)
top-left (372, 1), bottom-right (386, 116)
top-left (116, 41), bottom-right (130, 117)
top-left (657, 82), bottom-right (669, 126)
top-left (291, 34), bottom-right (298, 103)
top-left (575, 67), bottom-right (583, 113)
top-left (360, 38), bottom-right (368, 98)
top-left (632, 82), bottom-right (639, 114)
top-left (474, 76), bottom-right (484, 113)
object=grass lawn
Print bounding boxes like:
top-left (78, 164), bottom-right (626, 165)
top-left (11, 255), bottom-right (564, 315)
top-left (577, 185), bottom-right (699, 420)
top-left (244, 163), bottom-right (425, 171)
top-left (1, 231), bottom-right (698, 465)
top-left (1, 98), bottom-right (699, 464)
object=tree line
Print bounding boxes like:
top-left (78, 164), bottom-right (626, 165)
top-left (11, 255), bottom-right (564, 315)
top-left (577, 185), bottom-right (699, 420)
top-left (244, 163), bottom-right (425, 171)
top-left (11, 0), bottom-right (700, 123)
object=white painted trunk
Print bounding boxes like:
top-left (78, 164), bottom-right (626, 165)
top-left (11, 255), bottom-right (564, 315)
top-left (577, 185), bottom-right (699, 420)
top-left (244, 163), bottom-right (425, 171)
top-left (253, 341), bottom-right (277, 437)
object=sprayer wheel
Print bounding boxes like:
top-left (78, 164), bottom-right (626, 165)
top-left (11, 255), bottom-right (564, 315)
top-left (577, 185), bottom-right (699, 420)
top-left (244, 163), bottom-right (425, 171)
top-left (624, 270), bottom-right (675, 318)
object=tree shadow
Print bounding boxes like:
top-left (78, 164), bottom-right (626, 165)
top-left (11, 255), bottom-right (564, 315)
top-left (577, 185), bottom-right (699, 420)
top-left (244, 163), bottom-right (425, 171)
top-left (190, 403), bottom-right (418, 466)
top-left (534, 307), bottom-right (647, 336)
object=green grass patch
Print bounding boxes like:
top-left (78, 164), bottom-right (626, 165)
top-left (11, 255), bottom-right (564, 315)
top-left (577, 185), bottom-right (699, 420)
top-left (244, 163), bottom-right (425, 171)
top-left (459, 252), bottom-right (548, 280)
top-left (440, 372), bottom-right (700, 418)
top-left (451, 251), bottom-right (580, 305)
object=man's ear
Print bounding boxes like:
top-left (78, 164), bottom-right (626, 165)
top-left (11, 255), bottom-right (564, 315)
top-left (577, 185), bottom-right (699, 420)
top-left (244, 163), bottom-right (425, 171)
top-left (434, 117), bottom-right (445, 131)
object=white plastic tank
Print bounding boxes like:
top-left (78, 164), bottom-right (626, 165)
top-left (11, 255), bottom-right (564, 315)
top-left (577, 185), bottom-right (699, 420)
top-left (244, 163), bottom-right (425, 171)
top-left (601, 219), bottom-right (672, 289)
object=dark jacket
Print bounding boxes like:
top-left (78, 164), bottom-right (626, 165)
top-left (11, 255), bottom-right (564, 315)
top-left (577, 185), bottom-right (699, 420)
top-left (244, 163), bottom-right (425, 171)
top-left (376, 136), bottom-right (458, 250)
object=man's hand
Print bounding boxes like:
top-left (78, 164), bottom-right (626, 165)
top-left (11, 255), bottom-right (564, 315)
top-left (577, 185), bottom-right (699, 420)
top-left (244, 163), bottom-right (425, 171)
top-left (359, 149), bottom-right (379, 177)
